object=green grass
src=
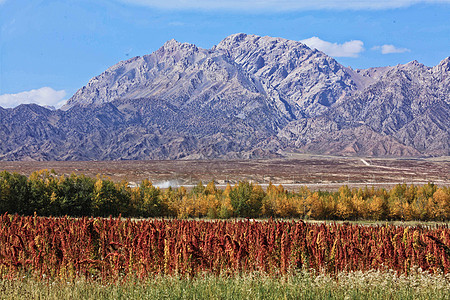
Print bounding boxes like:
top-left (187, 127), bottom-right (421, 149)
top-left (1, 270), bottom-right (450, 300)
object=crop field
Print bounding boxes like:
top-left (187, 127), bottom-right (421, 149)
top-left (1, 215), bottom-right (450, 299)
top-left (1, 157), bottom-right (449, 299)
top-left (3, 215), bottom-right (450, 278)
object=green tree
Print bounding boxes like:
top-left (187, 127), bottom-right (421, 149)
top-left (138, 179), bottom-right (166, 217)
top-left (0, 171), bottom-right (32, 215)
top-left (229, 181), bottom-right (264, 218)
top-left (92, 177), bottom-right (131, 217)
top-left (29, 170), bottom-right (59, 216)
top-left (57, 174), bottom-right (94, 216)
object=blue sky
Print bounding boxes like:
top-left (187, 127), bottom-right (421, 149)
top-left (0, 0), bottom-right (449, 108)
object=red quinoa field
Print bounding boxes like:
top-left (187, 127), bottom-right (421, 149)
top-left (1, 214), bottom-right (449, 282)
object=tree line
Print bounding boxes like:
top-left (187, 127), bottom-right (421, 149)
top-left (0, 169), bottom-right (449, 221)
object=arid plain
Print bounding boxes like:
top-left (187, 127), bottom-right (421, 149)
top-left (1, 155), bottom-right (448, 190)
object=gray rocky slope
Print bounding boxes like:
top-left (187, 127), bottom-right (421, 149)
top-left (1, 33), bottom-right (449, 160)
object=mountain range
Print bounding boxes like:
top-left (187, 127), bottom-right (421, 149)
top-left (1, 33), bottom-right (449, 160)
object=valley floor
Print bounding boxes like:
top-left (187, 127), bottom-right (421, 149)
top-left (0, 156), bottom-right (448, 191)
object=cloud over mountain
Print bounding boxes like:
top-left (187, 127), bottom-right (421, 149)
top-left (372, 44), bottom-right (411, 54)
top-left (300, 37), bottom-right (364, 58)
top-left (0, 87), bottom-right (66, 108)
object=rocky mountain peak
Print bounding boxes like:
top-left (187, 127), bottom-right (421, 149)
top-left (158, 39), bottom-right (200, 55)
top-left (216, 33), bottom-right (312, 65)
top-left (65, 33), bottom-right (358, 117)
top-left (435, 56), bottom-right (450, 73)
top-left (217, 33), bottom-right (293, 50)
top-left (162, 38), bottom-right (180, 47)
top-left (405, 60), bottom-right (423, 67)
top-left (216, 33), bottom-right (359, 117)
top-left (10, 33), bottom-right (447, 161)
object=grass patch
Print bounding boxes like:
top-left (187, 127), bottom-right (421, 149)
top-left (1, 270), bottom-right (450, 300)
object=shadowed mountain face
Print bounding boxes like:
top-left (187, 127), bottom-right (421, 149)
top-left (1, 34), bottom-right (449, 160)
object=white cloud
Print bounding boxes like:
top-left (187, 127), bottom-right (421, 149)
top-left (120, 0), bottom-right (450, 11)
top-left (300, 37), bottom-right (364, 58)
top-left (372, 44), bottom-right (411, 54)
top-left (0, 87), bottom-right (67, 109)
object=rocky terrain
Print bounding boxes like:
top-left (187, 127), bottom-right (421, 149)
top-left (0, 33), bottom-right (448, 160)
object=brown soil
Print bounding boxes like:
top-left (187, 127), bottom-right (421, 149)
top-left (0, 155), bottom-right (448, 191)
